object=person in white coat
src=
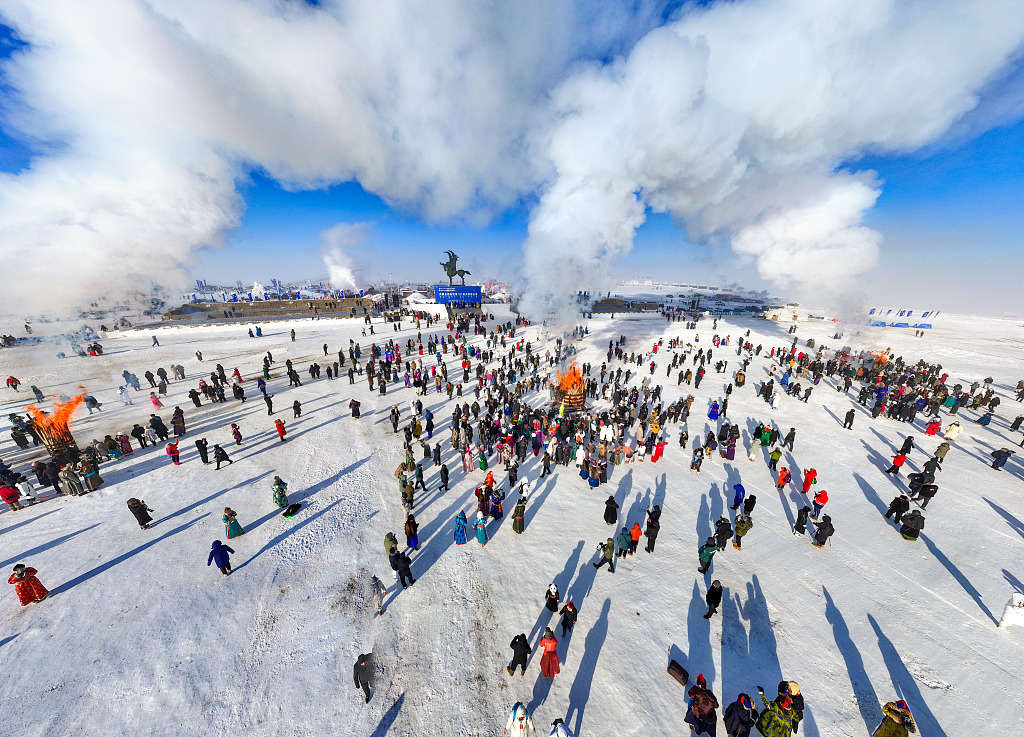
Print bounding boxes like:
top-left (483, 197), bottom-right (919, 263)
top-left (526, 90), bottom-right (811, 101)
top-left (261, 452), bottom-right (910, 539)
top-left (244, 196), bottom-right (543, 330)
top-left (118, 386), bottom-right (133, 405)
top-left (944, 421), bottom-right (963, 442)
top-left (505, 702), bottom-right (535, 735)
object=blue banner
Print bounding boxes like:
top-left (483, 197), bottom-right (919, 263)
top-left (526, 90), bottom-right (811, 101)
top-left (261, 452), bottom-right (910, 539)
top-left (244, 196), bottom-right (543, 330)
top-left (434, 285), bottom-right (482, 304)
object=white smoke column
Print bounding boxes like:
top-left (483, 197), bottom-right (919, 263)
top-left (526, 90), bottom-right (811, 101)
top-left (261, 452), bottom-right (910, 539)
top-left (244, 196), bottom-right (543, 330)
top-left (521, 0), bottom-right (1024, 320)
top-left (320, 222), bottom-right (369, 291)
top-left (0, 0), bottom-right (663, 312)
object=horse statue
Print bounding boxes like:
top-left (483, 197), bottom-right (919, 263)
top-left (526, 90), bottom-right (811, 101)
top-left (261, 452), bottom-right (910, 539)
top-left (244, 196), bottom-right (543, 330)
top-left (440, 250), bottom-right (471, 286)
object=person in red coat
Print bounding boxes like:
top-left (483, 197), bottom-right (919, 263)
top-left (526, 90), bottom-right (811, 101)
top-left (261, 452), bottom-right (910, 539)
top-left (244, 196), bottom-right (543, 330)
top-left (539, 627), bottom-right (560, 678)
top-left (275, 419), bottom-right (287, 441)
top-left (801, 468), bottom-right (817, 494)
top-left (651, 440), bottom-right (667, 463)
top-left (9, 564), bottom-right (48, 606)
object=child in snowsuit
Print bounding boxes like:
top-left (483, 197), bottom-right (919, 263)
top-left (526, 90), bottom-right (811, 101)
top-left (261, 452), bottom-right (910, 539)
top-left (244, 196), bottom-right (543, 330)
top-left (207, 540), bottom-right (235, 575)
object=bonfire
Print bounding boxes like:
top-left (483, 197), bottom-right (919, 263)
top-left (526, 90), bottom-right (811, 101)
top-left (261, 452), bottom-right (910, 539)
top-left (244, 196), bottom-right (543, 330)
top-left (553, 361), bottom-right (587, 412)
top-left (26, 395), bottom-right (83, 464)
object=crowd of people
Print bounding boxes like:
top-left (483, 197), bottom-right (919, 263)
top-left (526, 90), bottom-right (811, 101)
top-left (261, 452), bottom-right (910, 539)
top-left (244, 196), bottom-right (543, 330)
top-left (2, 303), bottom-right (1020, 736)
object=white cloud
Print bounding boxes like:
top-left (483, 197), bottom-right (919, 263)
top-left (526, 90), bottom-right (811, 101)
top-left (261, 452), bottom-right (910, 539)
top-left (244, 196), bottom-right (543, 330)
top-left (521, 0), bottom-right (1024, 317)
top-left (320, 221), bottom-right (370, 291)
top-left (0, 0), bottom-right (1021, 315)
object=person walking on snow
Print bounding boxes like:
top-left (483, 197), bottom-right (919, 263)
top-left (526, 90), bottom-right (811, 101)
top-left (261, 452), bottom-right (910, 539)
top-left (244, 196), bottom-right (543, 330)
top-left (885, 453), bottom-right (906, 476)
top-left (559, 601), bottom-right (578, 635)
top-left (507, 634), bottom-right (532, 676)
top-left (275, 419), bottom-right (287, 441)
top-left (353, 653), bottom-right (374, 703)
top-left (545, 583), bottom-right (560, 612)
top-left (698, 537), bottom-right (717, 573)
top-left (734, 515), bottom-right (753, 549)
top-left (539, 628), bottom-right (560, 678)
top-left (594, 538), bottom-right (615, 573)
top-left (885, 495), bottom-right (910, 525)
top-left (454, 510), bottom-right (468, 544)
top-left (703, 580), bottom-right (723, 619)
top-left (207, 540), bottom-right (235, 576)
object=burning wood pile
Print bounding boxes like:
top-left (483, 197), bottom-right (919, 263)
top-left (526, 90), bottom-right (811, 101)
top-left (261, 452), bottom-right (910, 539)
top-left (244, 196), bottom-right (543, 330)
top-left (27, 395), bottom-right (83, 465)
top-left (554, 361), bottom-right (587, 412)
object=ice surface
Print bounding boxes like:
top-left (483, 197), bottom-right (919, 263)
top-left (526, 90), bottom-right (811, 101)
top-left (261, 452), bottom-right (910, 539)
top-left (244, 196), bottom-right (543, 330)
top-left (0, 310), bottom-right (1021, 736)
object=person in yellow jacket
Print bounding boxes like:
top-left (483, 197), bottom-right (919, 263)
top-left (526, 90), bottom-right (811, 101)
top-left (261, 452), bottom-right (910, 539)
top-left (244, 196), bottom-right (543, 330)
top-left (872, 701), bottom-right (916, 737)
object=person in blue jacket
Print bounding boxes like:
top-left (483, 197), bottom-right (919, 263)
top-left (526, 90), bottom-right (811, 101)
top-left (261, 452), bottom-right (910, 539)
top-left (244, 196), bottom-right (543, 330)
top-left (208, 540), bottom-right (235, 576)
top-left (454, 510), bottom-right (468, 544)
top-left (730, 483), bottom-right (745, 511)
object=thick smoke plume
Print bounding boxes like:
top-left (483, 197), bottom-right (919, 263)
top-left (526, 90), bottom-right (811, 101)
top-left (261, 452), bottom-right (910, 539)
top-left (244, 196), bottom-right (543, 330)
top-left (0, 0), bottom-right (1021, 317)
top-left (320, 222), bottom-right (369, 291)
top-left (520, 0), bottom-right (1024, 319)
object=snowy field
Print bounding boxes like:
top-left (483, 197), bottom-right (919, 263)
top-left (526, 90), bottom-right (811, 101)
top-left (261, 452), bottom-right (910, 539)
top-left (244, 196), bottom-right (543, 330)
top-left (0, 309), bottom-right (1022, 736)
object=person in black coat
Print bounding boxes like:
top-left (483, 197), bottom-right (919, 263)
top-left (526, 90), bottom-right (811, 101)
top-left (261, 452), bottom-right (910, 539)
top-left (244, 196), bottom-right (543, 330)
top-left (195, 438), bottom-right (210, 465)
top-left (544, 583), bottom-right (560, 612)
top-left (507, 633), bottom-right (531, 676)
top-left (900, 509), bottom-right (925, 540)
top-left (438, 464), bottom-right (450, 491)
top-left (396, 551), bottom-right (415, 588)
top-left (353, 653), bottom-right (374, 702)
top-left (559, 601), bottom-right (578, 636)
top-left (703, 580), bottom-right (723, 619)
top-left (914, 484), bottom-right (939, 509)
top-left (127, 498), bottom-right (153, 530)
top-left (213, 445), bottom-right (233, 470)
top-left (723, 693), bottom-right (759, 737)
top-left (603, 495), bottom-right (619, 525)
top-left (793, 506), bottom-right (811, 536)
top-left (812, 515), bottom-right (834, 547)
top-left (149, 415), bottom-right (169, 441)
top-left (714, 517), bottom-right (733, 551)
top-left (131, 424), bottom-right (148, 449)
top-left (843, 408), bottom-right (855, 429)
top-left (645, 505), bottom-right (661, 552)
top-left (899, 436), bottom-right (914, 455)
top-left (742, 494), bottom-right (757, 517)
top-left (884, 495), bottom-right (910, 524)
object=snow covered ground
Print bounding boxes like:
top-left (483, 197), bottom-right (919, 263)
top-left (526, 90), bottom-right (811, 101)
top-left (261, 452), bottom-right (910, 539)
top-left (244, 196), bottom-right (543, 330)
top-left (0, 309), bottom-right (1022, 736)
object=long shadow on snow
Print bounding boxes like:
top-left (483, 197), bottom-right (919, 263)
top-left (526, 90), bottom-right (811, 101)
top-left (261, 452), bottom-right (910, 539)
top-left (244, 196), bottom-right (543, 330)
top-left (522, 475), bottom-right (558, 530)
top-left (370, 692), bottom-right (405, 737)
top-left (0, 508), bottom-right (62, 538)
top-left (1004, 569), bottom-right (1024, 593)
top-left (0, 523), bottom-right (103, 570)
top-left (565, 597), bottom-right (611, 736)
top-left (920, 533), bottom-right (998, 624)
top-left (822, 586), bottom-right (880, 732)
top-left (983, 497), bottom-right (1024, 540)
top-left (233, 498), bottom-right (343, 572)
top-left (860, 441), bottom-right (905, 490)
top-left (48, 517), bottom-right (206, 597)
top-left (243, 465), bottom-right (352, 535)
top-left (528, 541), bottom-right (584, 654)
top-left (852, 472), bottom-right (889, 517)
top-left (867, 614), bottom-right (948, 737)
top-left (0, 634), bottom-right (18, 649)
top-left (149, 471), bottom-right (274, 527)
top-left (820, 404), bottom-right (845, 427)
top-left (686, 579), bottom-right (715, 685)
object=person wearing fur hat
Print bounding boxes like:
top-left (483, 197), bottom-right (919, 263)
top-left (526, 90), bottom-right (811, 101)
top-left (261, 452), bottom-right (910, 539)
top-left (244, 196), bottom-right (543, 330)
top-left (8, 564), bottom-right (49, 606)
top-left (779, 682), bottom-right (804, 732)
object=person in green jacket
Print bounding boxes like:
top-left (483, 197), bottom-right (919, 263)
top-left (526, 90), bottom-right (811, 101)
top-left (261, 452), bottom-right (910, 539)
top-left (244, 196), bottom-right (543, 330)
top-left (593, 538), bottom-right (615, 573)
top-left (733, 515), bottom-right (753, 549)
top-left (616, 527), bottom-right (631, 560)
top-left (698, 537), bottom-right (717, 574)
top-left (755, 686), bottom-right (797, 737)
top-left (272, 476), bottom-right (289, 508)
top-left (872, 700), bottom-right (916, 737)
top-left (512, 496), bottom-right (527, 534)
top-left (223, 507), bottom-right (244, 539)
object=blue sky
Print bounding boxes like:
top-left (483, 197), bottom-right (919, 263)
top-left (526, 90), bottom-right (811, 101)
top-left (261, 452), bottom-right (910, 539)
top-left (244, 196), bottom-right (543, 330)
top-left (180, 113), bottom-right (1024, 305)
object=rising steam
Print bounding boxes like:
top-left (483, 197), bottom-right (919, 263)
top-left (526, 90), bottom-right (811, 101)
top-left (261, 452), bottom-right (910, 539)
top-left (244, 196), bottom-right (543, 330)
top-left (0, 0), bottom-right (1021, 317)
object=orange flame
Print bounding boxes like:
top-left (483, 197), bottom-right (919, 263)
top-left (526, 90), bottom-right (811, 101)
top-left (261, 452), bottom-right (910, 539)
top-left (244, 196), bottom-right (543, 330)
top-left (26, 395), bottom-right (84, 441)
top-left (871, 351), bottom-right (889, 366)
top-left (556, 361), bottom-right (584, 393)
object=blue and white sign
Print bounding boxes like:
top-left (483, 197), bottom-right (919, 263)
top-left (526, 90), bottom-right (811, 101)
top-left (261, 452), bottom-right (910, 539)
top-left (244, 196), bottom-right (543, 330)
top-left (434, 285), bottom-right (482, 304)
